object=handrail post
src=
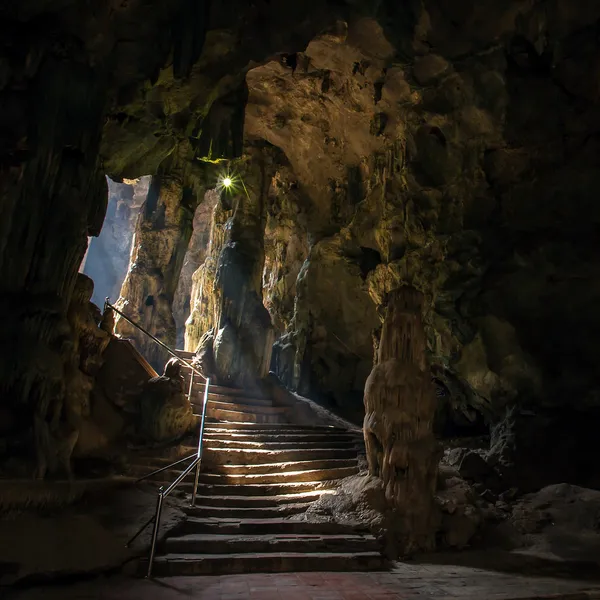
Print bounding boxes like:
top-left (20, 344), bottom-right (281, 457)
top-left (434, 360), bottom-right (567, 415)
top-left (191, 377), bottom-right (210, 507)
top-left (187, 366), bottom-right (194, 405)
top-left (147, 488), bottom-right (164, 578)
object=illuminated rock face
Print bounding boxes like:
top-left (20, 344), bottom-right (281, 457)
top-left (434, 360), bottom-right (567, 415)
top-left (2, 0), bottom-right (600, 490)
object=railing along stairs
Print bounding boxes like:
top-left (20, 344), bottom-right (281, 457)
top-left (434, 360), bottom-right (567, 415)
top-left (103, 298), bottom-right (210, 578)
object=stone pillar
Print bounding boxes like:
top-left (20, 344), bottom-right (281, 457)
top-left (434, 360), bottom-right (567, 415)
top-left (115, 152), bottom-right (195, 369)
top-left (186, 153), bottom-right (275, 387)
top-left (363, 286), bottom-right (439, 554)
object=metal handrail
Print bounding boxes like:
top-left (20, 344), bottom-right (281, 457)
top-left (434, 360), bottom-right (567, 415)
top-left (134, 453), bottom-right (195, 484)
top-left (146, 377), bottom-right (210, 577)
top-left (102, 297), bottom-right (212, 577)
top-left (103, 298), bottom-right (207, 381)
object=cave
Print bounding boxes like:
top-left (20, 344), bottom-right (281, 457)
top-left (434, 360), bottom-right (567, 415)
top-left (3, 1), bottom-right (600, 598)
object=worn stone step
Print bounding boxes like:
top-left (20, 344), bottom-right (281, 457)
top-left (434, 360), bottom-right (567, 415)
top-left (204, 439), bottom-right (357, 450)
top-left (209, 458), bottom-right (357, 475)
top-left (204, 407), bottom-right (288, 424)
top-left (192, 393), bottom-right (275, 408)
top-left (197, 465), bottom-right (358, 485)
top-left (203, 447), bottom-right (358, 464)
top-left (203, 422), bottom-right (349, 432)
top-left (190, 490), bottom-right (331, 507)
top-left (146, 551), bottom-right (386, 576)
top-left (186, 502), bottom-right (312, 518)
top-left (199, 400), bottom-right (287, 415)
top-left (182, 517), bottom-right (368, 535)
top-left (189, 480), bottom-right (330, 496)
top-left (202, 431), bottom-right (360, 443)
top-left (128, 448), bottom-right (356, 473)
top-left (164, 533), bottom-right (379, 555)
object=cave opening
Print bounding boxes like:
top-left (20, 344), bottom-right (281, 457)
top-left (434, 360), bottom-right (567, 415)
top-left (80, 176), bottom-right (151, 307)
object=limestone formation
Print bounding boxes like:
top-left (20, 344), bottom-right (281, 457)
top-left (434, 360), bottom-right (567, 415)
top-left (115, 149), bottom-right (195, 369)
top-left (173, 189), bottom-right (219, 348)
top-left (138, 358), bottom-right (193, 443)
top-left (186, 151), bottom-right (275, 387)
top-left (363, 287), bottom-right (439, 554)
top-left (2, 0), bottom-right (600, 501)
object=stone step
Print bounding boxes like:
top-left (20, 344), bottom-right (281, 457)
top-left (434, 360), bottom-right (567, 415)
top-left (197, 465), bottom-right (358, 485)
top-left (199, 400), bottom-right (287, 415)
top-left (191, 490), bottom-right (330, 507)
top-left (204, 447), bottom-right (358, 464)
top-left (192, 393), bottom-right (275, 408)
top-left (203, 422), bottom-right (349, 431)
top-left (202, 431), bottom-right (360, 443)
top-left (193, 384), bottom-right (268, 400)
top-left (183, 517), bottom-right (368, 535)
top-left (186, 502), bottom-right (312, 518)
top-left (128, 458), bottom-right (357, 483)
top-left (204, 439), bottom-right (357, 450)
top-left (129, 448), bottom-right (357, 475)
top-left (186, 480), bottom-right (331, 496)
top-left (145, 551), bottom-right (386, 576)
top-left (164, 533), bottom-right (379, 555)
top-left (204, 408), bottom-right (288, 424)
top-left (209, 458), bottom-right (357, 476)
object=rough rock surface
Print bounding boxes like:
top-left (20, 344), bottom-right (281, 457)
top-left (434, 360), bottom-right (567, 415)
top-left (138, 358), bottom-right (193, 443)
top-left (0, 484), bottom-right (185, 585)
top-left (364, 287), bottom-right (439, 554)
top-left (477, 483), bottom-right (600, 567)
top-left (2, 0), bottom-right (600, 500)
top-left (173, 189), bottom-right (218, 348)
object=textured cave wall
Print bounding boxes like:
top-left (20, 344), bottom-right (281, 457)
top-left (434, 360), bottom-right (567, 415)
top-left (246, 4), bottom-right (600, 463)
top-left (114, 147), bottom-right (197, 369)
top-left (82, 177), bottom-right (150, 308)
top-left (173, 189), bottom-right (218, 349)
top-left (185, 148), bottom-right (277, 386)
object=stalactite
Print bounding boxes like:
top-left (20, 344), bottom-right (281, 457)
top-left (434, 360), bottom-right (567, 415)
top-left (363, 286), bottom-right (439, 555)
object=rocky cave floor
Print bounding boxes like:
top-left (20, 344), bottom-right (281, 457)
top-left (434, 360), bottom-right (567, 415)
top-left (4, 562), bottom-right (600, 600)
top-left (4, 431), bottom-right (600, 600)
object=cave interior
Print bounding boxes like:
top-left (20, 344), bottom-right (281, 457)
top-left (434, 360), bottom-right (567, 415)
top-left (2, 0), bottom-right (600, 594)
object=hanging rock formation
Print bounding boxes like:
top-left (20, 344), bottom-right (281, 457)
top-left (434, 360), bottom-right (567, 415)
top-left (363, 286), bottom-right (439, 554)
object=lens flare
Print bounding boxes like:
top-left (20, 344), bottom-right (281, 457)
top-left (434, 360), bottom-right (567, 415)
top-left (217, 173), bottom-right (237, 193)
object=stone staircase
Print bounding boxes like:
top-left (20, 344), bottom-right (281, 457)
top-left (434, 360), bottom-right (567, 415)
top-left (130, 351), bottom-right (386, 576)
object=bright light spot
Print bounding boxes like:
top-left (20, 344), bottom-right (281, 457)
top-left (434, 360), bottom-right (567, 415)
top-left (223, 177), bottom-right (232, 188)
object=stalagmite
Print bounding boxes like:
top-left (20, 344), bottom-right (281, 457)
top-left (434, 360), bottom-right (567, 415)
top-left (363, 286), bottom-right (439, 554)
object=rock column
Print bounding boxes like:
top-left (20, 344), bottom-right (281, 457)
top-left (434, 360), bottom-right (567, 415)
top-left (363, 286), bottom-right (439, 554)
top-left (115, 151), bottom-right (195, 369)
top-left (186, 153), bottom-right (275, 387)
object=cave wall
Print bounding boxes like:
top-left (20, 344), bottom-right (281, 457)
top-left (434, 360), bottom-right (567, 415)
top-left (244, 5), bottom-right (600, 435)
top-left (82, 177), bottom-right (150, 308)
top-left (0, 0), bottom-right (353, 473)
top-left (3, 0), bottom-right (600, 484)
top-left (173, 189), bottom-right (218, 348)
